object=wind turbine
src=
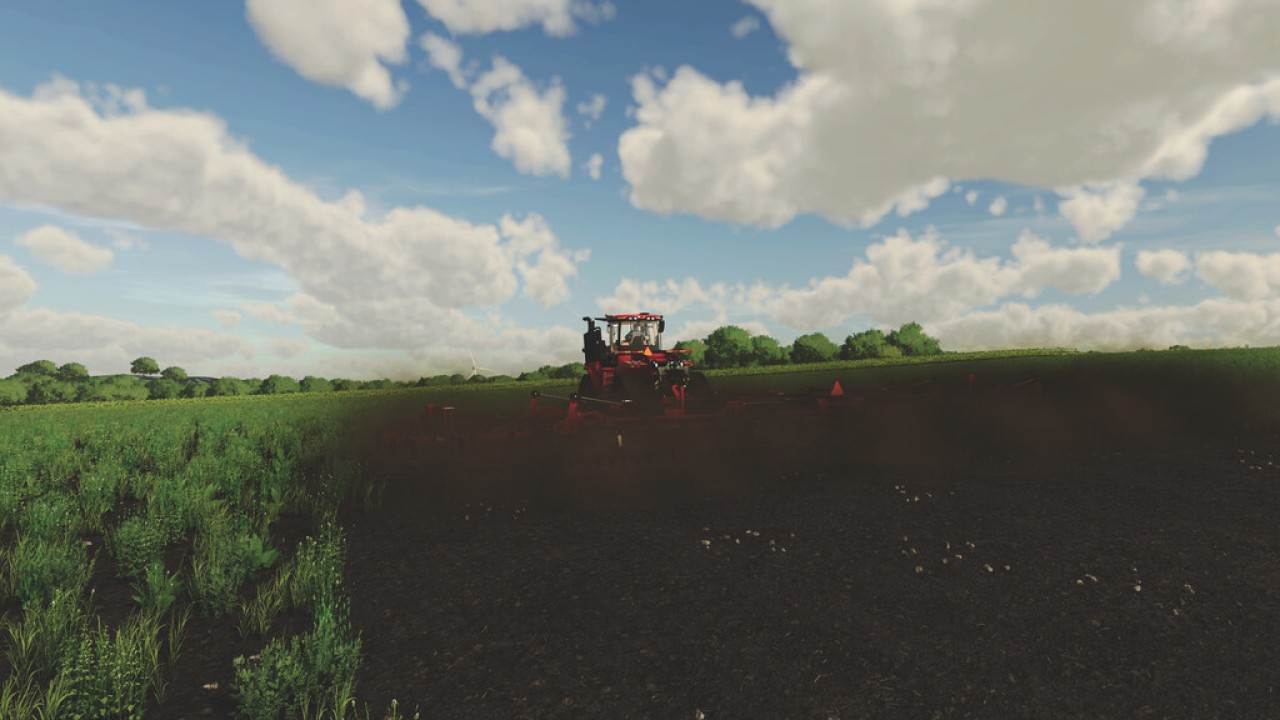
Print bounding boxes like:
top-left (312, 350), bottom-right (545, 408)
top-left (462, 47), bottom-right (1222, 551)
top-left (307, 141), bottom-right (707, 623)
top-left (467, 350), bottom-right (498, 380)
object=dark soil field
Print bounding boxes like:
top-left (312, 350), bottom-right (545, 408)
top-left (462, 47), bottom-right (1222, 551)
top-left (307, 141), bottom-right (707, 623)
top-left (330, 378), bottom-right (1280, 719)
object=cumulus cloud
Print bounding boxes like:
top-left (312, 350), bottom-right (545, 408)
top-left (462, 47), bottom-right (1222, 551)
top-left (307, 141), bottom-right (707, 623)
top-left (0, 78), bottom-right (586, 359)
top-left (213, 309), bottom-right (241, 329)
top-left (0, 255), bottom-right (37, 313)
top-left (577, 93), bottom-right (607, 126)
top-left (1136, 249), bottom-right (1191, 284)
top-left (988, 196), bottom-right (1008, 217)
top-left (585, 152), bottom-right (603, 180)
top-left (245, 0), bottom-right (410, 109)
top-left (1057, 181), bottom-right (1147, 243)
top-left (1195, 250), bottom-right (1280, 300)
top-left (415, 0), bottom-right (615, 36)
top-left (420, 40), bottom-right (573, 177)
top-left (935, 297), bottom-right (1280, 352)
top-left (619, 0), bottom-right (1280, 230)
top-left (730, 15), bottom-right (761, 39)
top-left (965, 190), bottom-right (979, 206)
top-left (1274, 224), bottom-right (1280, 238)
top-left (239, 301), bottom-right (294, 324)
top-left (264, 337), bottom-right (309, 358)
top-left (0, 307), bottom-right (253, 375)
top-left (470, 57), bottom-right (573, 177)
top-left (419, 32), bottom-right (468, 89)
top-left (499, 213), bottom-right (589, 307)
top-left (12, 224), bottom-right (113, 274)
top-left (764, 229), bottom-right (1121, 330)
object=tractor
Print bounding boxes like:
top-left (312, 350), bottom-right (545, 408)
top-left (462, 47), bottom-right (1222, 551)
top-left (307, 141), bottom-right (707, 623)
top-left (578, 314), bottom-right (712, 409)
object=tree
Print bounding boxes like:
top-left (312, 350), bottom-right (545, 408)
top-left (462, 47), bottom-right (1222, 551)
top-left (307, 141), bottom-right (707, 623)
top-left (56, 362), bottom-right (89, 382)
top-left (449, 374), bottom-right (467, 385)
top-left (179, 380), bottom-right (208, 398)
top-left (704, 326), bottom-right (753, 369)
top-left (750, 335), bottom-right (788, 366)
top-left (488, 375), bottom-right (515, 384)
top-left (0, 378), bottom-right (26, 406)
top-left (96, 376), bottom-right (148, 402)
top-left (673, 339), bottom-right (708, 366)
top-left (841, 329), bottom-right (892, 360)
top-left (331, 379), bottom-right (359, 392)
top-left (161, 366), bottom-right (188, 382)
top-left (547, 363), bottom-right (586, 380)
top-left (360, 379), bottom-right (393, 390)
top-left (147, 378), bottom-right (181, 400)
top-left (790, 333), bottom-right (839, 364)
top-left (130, 357), bottom-right (159, 376)
top-left (26, 379), bottom-right (76, 404)
top-left (16, 360), bottom-right (57, 377)
top-left (258, 375), bottom-right (300, 395)
top-left (207, 377), bottom-right (249, 397)
top-left (517, 371), bottom-right (549, 382)
top-left (886, 322), bottom-right (942, 356)
top-left (467, 374), bottom-right (488, 384)
top-left (300, 376), bottom-right (334, 393)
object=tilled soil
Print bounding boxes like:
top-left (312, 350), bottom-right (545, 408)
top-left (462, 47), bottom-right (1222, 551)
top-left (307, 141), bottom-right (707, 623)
top-left (339, 410), bottom-right (1280, 719)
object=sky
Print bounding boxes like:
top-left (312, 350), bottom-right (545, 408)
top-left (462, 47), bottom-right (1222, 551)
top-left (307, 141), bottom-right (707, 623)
top-left (1, 0), bottom-right (1280, 380)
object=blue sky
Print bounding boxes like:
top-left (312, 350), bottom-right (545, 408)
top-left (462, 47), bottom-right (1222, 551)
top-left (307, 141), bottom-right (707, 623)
top-left (1, 0), bottom-right (1279, 379)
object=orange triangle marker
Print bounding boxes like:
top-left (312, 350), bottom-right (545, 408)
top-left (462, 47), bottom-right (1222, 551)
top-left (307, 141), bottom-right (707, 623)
top-left (830, 380), bottom-right (844, 397)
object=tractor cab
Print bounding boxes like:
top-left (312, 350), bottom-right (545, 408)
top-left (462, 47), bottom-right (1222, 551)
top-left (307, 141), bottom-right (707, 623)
top-left (580, 313), bottom-right (698, 403)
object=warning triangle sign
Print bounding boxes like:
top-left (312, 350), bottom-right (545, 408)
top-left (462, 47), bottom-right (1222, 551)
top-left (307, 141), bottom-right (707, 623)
top-left (830, 380), bottom-right (845, 397)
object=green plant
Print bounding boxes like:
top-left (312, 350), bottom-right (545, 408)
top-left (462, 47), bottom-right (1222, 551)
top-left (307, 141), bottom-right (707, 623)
top-left (287, 526), bottom-right (346, 612)
top-left (108, 515), bottom-right (168, 580)
top-left (2, 585), bottom-right (89, 685)
top-left (62, 612), bottom-right (163, 720)
top-left (77, 468), bottom-right (118, 533)
top-left (165, 603), bottom-right (191, 668)
top-left (238, 566), bottom-right (291, 639)
top-left (0, 675), bottom-right (39, 720)
top-left (131, 561), bottom-right (182, 617)
top-left (231, 593), bottom-right (362, 720)
top-left (6, 535), bottom-right (94, 609)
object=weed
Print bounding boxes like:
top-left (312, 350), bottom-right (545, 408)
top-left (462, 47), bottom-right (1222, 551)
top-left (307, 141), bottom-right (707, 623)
top-left (2, 585), bottom-right (88, 685)
top-left (108, 515), bottom-right (168, 581)
top-left (61, 612), bottom-right (163, 720)
top-left (6, 534), bottom-right (94, 609)
top-left (131, 561), bottom-right (182, 617)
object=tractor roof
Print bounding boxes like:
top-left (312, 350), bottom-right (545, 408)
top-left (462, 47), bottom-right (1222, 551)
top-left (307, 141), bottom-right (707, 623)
top-left (601, 313), bottom-right (663, 321)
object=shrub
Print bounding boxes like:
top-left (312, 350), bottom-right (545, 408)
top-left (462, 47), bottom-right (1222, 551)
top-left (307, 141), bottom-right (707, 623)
top-left (108, 516), bottom-right (168, 581)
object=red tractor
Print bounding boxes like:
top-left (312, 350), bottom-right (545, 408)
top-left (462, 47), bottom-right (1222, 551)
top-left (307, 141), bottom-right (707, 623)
top-left (578, 314), bottom-right (713, 408)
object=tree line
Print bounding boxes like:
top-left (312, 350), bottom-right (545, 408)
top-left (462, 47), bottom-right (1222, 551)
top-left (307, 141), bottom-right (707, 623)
top-left (671, 322), bottom-right (943, 369)
top-left (0, 323), bottom-right (943, 406)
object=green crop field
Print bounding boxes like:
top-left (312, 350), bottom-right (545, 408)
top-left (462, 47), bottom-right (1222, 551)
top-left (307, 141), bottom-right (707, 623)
top-left (2, 345), bottom-right (1280, 717)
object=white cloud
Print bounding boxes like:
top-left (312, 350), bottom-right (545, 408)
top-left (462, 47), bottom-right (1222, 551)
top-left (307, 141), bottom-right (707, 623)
top-left (763, 229), bottom-right (1121, 330)
top-left (0, 255), bottom-right (36, 314)
top-left (988, 196), bottom-right (1008, 217)
top-left (730, 15), bottom-right (762, 39)
top-left (499, 213), bottom-right (589, 307)
top-left (239, 301), bottom-right (294, 325)
top-left (1274, 224), bottom-right (1280, 238)
top-left (1057, 181), bottom-right (1146, 243)
top-left (619, 0), bottom-right (1280, 230)
top-left (1135, 249), bottom-right (1191, 284)
top-left (1195, 250), bottom-right (1280, 300)
top-left (965, 190), bottom-right (979, 206)
top-left (107, 229), bottom-right (148, 251)
top-left (0, 78), bottom-right (586, 359)
top-left (419, 32), bottom-right (468, 89)
top-left (576, 93), bottom-right (607, 126)
top-left (935, 297), bottom-right (1280, 352)
top-left (415, 0), bottom-right (615, 36)
top-left (213, 309), bottom-right (241, 329)
top-left (264, 337), bottom-right (309, 358)
top-left (1033, 195), bottom-right (1045, 215)
top-left (12, 224), bottom-right (113, 274)
top-left (585, 152), bottom-right (603, 180)
top-left (423, 41), bottom-right (572, 178)
top-left (0, 307), bottom-right (253, 375)
top-left (245, 0), bottom-right (410, 109)
top-left (470, 57), bottom-right (573, 178)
